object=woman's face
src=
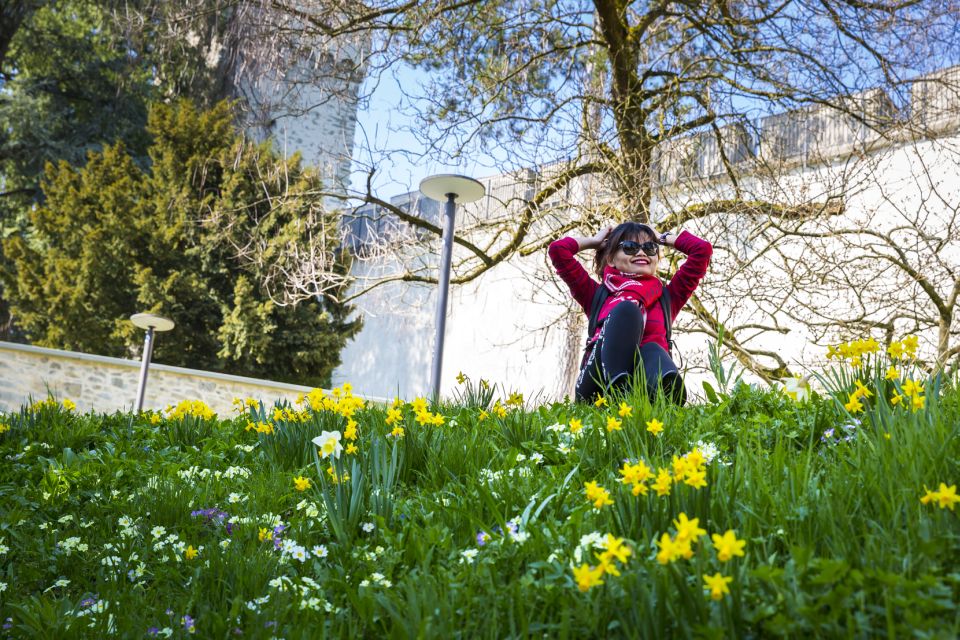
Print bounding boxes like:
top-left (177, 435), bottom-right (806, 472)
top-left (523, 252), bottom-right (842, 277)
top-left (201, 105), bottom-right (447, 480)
top-left (607, 234), bottom-right (659, 276)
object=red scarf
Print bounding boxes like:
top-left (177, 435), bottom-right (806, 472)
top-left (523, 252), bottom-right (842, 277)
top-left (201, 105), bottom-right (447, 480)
top-left (601, 266), bottom-right (663, 308)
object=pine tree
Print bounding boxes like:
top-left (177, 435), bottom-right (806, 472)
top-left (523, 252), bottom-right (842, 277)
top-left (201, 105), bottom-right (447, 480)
top-left (2, 100), bottom-right (360, 387)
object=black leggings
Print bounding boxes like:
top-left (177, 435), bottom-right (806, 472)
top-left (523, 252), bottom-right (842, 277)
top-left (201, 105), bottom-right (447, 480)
top-left (575, 301), bottom-right (685, 404)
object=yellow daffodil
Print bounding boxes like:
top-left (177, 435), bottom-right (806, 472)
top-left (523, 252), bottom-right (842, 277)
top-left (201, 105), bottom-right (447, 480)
top-left (911, 394), bottom-right (926, 412)
top-left (599, 534), bottom-right (632, 564)
top-left (293, 476), bottom-right (311, 492)
top-left (569, 418), bottom-right (583, 434)
top-left (390, 425), bottom-right (405, 438)
top-left (902, 379), bottom-right (924, 397)
top-left (656, 533), bottom-right (679, 564)
top-left (258, 527), bottom-right (273, 542)
top-left (346, 443), bottom-right (358, 455)
top-left (646, 418), bottom-right (664, 436)
top-left (711, 530), bottom-right (746, 562)
top-left (703, 573), bottom-right (733, 600)
top-left (584, 481), bottom-right (614, 509)
top-left (606, 416), bottom-right (623, 432)
top-left (890, 392), bottom-right (903, 406)
top-left (884, 366), bottom-right (899, 381)
top-left (572, 563), bottom-right (604, 592)
top-left (617, 402), bottom-right (633, 418)
top-left (594, 396), bottom-right (607, 408)
top-left (673, 513), bottom-right (706, 543)
top-left (652, 468), bottom-right (672, 497)
top-left (185, 545), bottom-right (198, 560)
top-left (478, 410), bottom-right (489, 422)
top-left (456, 371), bottom-right (467, 384)
top-left (385, 408), bottom-right (403, 425)
top-left (844, 395), bottom-right (863, 413)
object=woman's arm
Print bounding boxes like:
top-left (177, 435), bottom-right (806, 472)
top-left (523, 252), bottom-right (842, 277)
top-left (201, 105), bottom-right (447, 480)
top-left (547, 227), bottom-right (610, 312)
top-left (660, 230), bottom-right (713, 320)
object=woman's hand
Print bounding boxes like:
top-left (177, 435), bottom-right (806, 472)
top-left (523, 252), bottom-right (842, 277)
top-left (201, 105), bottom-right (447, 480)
top-left (576, 226), bottom-right (612, 251)
top-left (655, 229), bottom-right (679, 247)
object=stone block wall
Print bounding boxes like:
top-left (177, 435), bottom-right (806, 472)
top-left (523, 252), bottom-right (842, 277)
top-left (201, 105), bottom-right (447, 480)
top-left (0, 341), bottom-right (331, 417)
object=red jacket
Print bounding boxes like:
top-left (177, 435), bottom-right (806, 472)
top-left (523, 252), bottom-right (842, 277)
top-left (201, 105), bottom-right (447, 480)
top-left (548, 231), bottom-right (713, 351)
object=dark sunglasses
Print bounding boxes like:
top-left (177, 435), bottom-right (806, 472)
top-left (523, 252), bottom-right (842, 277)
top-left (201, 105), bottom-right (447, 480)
top-left (618, 240), bottom-right (659, 257)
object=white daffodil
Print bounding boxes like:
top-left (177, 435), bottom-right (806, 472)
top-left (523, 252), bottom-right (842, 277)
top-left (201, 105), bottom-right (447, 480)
top-left (312, 431), bottom-right (343, 459)
top-left (782, 375), bottom-right (811, 402)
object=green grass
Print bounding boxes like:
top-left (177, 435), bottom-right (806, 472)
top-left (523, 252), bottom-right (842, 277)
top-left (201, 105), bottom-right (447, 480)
top-left (0, 360), bottom-right (959, 639)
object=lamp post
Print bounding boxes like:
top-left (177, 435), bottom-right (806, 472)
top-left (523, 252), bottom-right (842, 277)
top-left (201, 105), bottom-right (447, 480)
top-left (419, 174), bottom-right (486, 399)
top-left (130, 313), bottom-right (175, 413)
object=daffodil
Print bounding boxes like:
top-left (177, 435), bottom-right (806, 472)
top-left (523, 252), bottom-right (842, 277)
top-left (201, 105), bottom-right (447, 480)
top-left (646, 418), bottom-right (664, 436)
top-left (584, 481), bottom-right (614, 509)
top-left (703, 573), bottom-right (733, 600)
top-left (711, 530), bottom-right (746, 562)
top-left (385, 408), bottom-right (403, 425)
top-left (312, 431), bottom-right (343, 459)
top-left (783, 375), bottom-right (811, 402)
top-left (605, 416), bottom-right (622, 432)
top-left (673, 513), bottom-right (706, 543)
top-left (456, 371), bottom-right (467, 384)
top-left (594, 396), bottom-right (607, 408)
top-left (293, 476), bottom-right (311, 492)
top-left (652, 468), bottom-right (672, 497)
top-left (185, 545), bottom-right (198, 561)
top-left (884, 366), bottom-right (899, 381)
top-left (844, 395), bottom-right (863, 413)
top-left (572, 563), bottom-right (604, 592)
top-left (617, 402), bottom-right (633, 418)
top-left (569, 418), bottom-right (583, 434)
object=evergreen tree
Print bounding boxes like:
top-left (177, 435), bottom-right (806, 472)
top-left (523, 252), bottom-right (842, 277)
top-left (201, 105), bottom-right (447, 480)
top-left (1, 100), bottom-right (361, 387)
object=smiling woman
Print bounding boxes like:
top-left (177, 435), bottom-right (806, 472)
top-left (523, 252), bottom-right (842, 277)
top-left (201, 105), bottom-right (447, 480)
top-left (548, 222), bottom-right (712, 404)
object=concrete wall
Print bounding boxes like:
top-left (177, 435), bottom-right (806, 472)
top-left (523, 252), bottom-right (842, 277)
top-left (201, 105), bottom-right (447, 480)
top-left (0, 341), bottom-right (322, 416)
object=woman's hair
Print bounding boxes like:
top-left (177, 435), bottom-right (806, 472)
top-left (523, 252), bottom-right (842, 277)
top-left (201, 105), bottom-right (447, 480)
top-left (593, 222), bottom-right (658, 279)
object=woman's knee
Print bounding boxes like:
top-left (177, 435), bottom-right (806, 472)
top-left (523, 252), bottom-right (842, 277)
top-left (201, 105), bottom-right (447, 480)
top-left (606, 300), bottom-right (644, 328)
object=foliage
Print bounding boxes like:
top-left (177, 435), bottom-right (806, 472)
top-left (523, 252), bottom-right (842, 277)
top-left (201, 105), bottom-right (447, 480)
top-left (1, 346), bottom-right (959, 637)
top-left (1, 99), bottom-right (361, 387)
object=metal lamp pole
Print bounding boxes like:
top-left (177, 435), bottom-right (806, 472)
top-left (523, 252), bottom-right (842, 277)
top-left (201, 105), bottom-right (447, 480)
top-left (419, 174), bottom-right (486, 400)
top-left (130, 313), bottom-right (175, 412)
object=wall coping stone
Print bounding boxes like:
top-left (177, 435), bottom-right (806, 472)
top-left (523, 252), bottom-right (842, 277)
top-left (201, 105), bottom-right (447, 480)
top-left (0, 341), bottom-right (389, 404)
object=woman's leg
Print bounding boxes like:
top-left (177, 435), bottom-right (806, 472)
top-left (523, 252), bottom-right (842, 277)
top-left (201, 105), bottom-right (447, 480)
top-left (598, 302), bottom-right (645, 391)
top-left (575, 341), bottom-right (604, 401)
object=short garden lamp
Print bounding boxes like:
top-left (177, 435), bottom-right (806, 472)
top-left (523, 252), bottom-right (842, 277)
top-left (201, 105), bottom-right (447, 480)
top-left (130, 313), bottom-right (175, 413)
top-left (419, 174), bottom-right (486, 399)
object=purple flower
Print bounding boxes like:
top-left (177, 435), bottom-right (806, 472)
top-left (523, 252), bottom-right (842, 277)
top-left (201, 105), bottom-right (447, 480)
top-left (476, 531), bottom-right (490, 546)
top-left (181, 614), bottom-right (196, 634)
top-left (147, 627), bottom-right (160, 637)
top-left (79, 597), bottom-right (97, 609)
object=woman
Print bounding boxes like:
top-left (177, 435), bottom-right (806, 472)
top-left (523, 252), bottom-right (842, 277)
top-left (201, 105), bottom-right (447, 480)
top-left (548, 222), bottom-right (712, 404)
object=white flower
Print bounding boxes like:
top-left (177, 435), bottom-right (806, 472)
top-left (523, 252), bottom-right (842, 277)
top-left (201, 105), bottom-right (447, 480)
top-left (0, 544), bottom-right (8, 555)
top-left (268, 577), bottom-right (290, 591)
top-left (545, 422), bottom-right (565, 432)
top-left (692, 440), bottom-right (720, 465)
top-left (511, 531), bottom-right (529, 544)
top-left (118, 516), bottom-right (133, 528)
top-left (312, 431), bottom-right (343, 459)
top-left (301, 597), bottom-right (322, 611)
top-left (530, 453), bottom-right (544, 465)
top-left (361, 522), bottom-right (375, 533)
top-left (312, 545), bottom-right (328, 558)
top-left (220, 540), bottom-right (231, 550)
top-left (460, 548), bottom-right (479, 562)
top-left (228, 493), bottom-right (243, 504)
top-left (515, 453), bottom-right (527, 463)
top-left (58, 515), bottom-right (74, 524)
top-left (782, 375), bottom-right (811, 402)
top-left (292, 546), bottom-right (308, 562)
top-left (151, 526), bottom-right (167, 538)
top-left (0, 581), bottom-right (6, 593)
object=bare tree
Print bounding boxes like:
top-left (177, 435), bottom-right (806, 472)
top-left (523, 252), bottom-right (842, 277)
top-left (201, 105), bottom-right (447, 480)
top-left (118, 0), bottom-right (960, 381)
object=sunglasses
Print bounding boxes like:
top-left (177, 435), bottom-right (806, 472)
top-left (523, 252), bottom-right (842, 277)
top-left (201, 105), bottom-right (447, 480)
top-left (618, 240), bottom-right (659, 257)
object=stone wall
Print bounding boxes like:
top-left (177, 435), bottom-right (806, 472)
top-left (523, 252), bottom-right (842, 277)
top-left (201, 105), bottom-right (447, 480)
top-left (0, 341), bottom-right (337, 416)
